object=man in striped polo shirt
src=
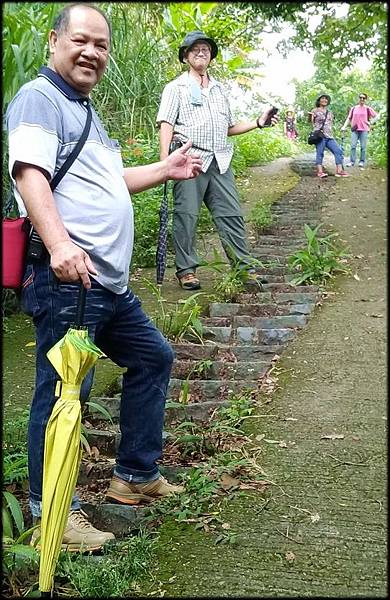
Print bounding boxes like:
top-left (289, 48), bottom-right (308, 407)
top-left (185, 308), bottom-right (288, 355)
top-left (157, 30), bottom-right (279, 290)
top-left (6, 3), bottom-right (202, 552)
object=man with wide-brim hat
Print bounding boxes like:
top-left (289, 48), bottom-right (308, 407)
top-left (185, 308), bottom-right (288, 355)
top-left (157, 30), bottom-right (279, 291)
top-left (178, 30), bottom-right (218, 63)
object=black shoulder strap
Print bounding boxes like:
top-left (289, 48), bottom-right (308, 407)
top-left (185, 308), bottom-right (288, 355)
top-left (50, 100), bottom-right (92, 191)
top-left (320, 110), bottom-right (328, 131)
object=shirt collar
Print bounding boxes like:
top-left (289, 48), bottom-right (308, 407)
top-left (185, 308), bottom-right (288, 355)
top-left (178, 71), bottom-right (219, 89)
top-left (38, 66), bottom-right (89, 102)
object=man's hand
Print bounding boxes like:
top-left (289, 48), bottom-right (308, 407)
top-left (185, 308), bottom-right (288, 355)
top-left (164, 140), bottom-right (202, 181)
top-left (258, 107), bottom-right (279, 128)
top-left (50, 240), bottom-right (97, 289)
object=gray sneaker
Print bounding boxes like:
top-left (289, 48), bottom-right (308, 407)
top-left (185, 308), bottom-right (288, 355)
top-left (345, 162), bottom-right (354, 167)
top-left (358, 162), bottom-right (365, 169)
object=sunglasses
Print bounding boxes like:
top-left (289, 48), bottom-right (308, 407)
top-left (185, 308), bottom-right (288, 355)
top-left (359, 96), bottom-right (367, 99)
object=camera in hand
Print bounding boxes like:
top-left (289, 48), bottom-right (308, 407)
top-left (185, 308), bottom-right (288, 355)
top-left (263, 106), bottom-right (279, 127)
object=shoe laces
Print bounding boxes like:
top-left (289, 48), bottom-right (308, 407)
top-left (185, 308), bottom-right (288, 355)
top-left (69, 509), bottom-right (96, 531)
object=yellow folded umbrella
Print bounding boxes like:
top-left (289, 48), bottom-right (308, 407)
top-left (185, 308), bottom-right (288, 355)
top-left (38, 287), bottom-right (104, 595)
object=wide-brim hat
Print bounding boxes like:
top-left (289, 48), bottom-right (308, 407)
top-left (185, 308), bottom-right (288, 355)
top-left (179, 30), bottom-right (218, 63)
top-left (316, 94), bottom-right (331, 106)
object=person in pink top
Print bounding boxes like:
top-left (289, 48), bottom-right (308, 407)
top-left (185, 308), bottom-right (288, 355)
top-left (341, 93), bottom-right (377, 169)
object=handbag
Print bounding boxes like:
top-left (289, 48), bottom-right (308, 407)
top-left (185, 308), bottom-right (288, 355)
top-left (2, 193), bottom-right (31, 289)
top-left (307, 110), bottom-right (328, 145)
top-left (2, 101), bottom-right (92, 289)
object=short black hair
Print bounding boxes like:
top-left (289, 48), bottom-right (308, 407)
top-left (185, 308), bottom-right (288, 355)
top-left (315, 94), bottom-right (331, 107)
top-left (359, 92), bottom-right (368, 99)
top-left (53, 3), bottom-right (112, 43)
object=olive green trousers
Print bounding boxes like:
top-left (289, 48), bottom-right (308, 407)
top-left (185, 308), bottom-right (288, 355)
top-left (173, 159), bottom-right (254, 277)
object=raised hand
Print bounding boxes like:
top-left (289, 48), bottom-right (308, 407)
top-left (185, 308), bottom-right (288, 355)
top-left (165, 140), bottom-right (203, 180)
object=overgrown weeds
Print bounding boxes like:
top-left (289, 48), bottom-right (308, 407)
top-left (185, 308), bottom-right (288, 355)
top-left (288, 223), bottom-right (351, 285)
top-left (144, 280), bottom-right (205, 343)
top-left (57, 530), bottom-right (156, 598)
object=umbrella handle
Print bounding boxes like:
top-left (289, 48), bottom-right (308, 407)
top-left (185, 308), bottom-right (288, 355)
top-left (75, 282), bottom-right (87, 328)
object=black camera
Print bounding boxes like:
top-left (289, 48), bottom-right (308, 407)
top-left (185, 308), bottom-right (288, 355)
top-left (26, 228), bottom-right (46, 261)
top-left (169, 138), bottom-right (184, 154)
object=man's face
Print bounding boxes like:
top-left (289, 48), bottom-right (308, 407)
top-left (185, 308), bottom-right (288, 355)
top-left (49, 6), bottom-right (110, 95)
top-left (186, 43), bottom-right (212, 70)
top-left (359, 95), bottom-right (367, 104)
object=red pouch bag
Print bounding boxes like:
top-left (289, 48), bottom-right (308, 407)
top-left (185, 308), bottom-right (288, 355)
top-left (2, 192), bottom-right (30, 289)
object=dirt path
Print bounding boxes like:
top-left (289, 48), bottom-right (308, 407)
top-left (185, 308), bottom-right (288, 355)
top-left (139, 161), bottom-right (387, 597)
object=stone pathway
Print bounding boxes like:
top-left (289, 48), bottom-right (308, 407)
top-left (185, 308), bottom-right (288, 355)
top-left (78, 155), bottom-right (387, 599)
top-left (138, 161), bottom-right (386, 598)
top-left (80, 155), bottom-right (325, 528)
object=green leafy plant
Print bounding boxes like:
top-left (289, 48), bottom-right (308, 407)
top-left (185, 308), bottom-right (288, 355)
top-left (3, 409), bottom-right (29, 485)
top-left (203, 249), bottom-right (263, 302)
top-left (3, 454), bottom-right (28, 486)
top-left (215, 393), bottom-right (255, 430)
top-left (172, 421), bottom-right (211, 458)
top-left (177, 359), bottom-right (213, 405)
top-left (288, 224), bottom-right (351, 285)
top-left (2, 491), bottom-right (39, 598)
top-left (144, 280), bottom-right (205, 343)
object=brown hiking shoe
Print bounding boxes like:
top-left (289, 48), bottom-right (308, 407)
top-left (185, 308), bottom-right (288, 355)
top-left (106, 475), bottom-right (185, 505)
top-left (177, 272), bottom-right (201, 290)
top-left (30, 509), bottom-right (115, 552)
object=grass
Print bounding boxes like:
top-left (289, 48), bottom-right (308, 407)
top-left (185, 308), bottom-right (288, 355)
top-left (56, 531), bottom-right (156, 598)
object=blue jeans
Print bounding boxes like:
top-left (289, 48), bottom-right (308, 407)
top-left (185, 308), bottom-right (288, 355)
top-left (350, 130), bottom-right (368, 165)
top-left (21, 260), bottom-right (174, 517)
top-left (315, 137), bottom-right (344, 166)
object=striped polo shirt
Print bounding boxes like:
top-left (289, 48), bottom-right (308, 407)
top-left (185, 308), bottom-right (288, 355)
top-left (156, 71), bottom-right (236, 174)
top-left (6, 66), bottom-right (133, 294)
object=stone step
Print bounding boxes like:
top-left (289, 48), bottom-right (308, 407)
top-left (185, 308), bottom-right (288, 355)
top-left (202, 325), bottom-right (298, 345)
top-left (236, 327), bottom-right (297, 345)
top-left (266, 226), bottom-right (307, 235)
top-left (234, 291), bottom-right (319, 305)
top-left (168, 378), bottom-right (260, 401)
top-left (80, 502), bottom-right (148, 537)
top-left (253, 236), bottom-right (304, 246)
top-left (262, 283), bottom-right (319, 293)
top-left (165, 399), bottom-right (229, 424)
top-left (208, 302), bottom-right (314, 318)
top-left (251, 254), bottom-right (289, 265)
top-left (171, 358), bottom-right (272, 381)
top-left (251, 245), bottom-right (299, 256)
top-left (248, 265), bottom-right (291, 275)
top-left (171, 342), bottom-right (220, 361)
top-left (203, 314), bottom-right (307, 330)
top-left (225, 344), bottom-right (283, 359)
top-left (82, 426), bottom-right (172, 454)
top-left (170, 342), bottom-right (283, 362)
top-left (272, 210), bottom-right (318, 218)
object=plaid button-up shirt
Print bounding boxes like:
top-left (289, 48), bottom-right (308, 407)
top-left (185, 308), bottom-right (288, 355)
top-left (157, 72), bottom-right (236, 174)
